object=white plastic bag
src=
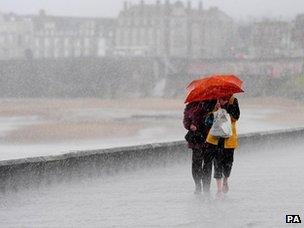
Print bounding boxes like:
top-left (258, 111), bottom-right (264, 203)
top-left (209, 108), bottom-right (232, 138)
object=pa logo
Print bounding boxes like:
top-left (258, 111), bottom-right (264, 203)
top-left (286, 215), bottom-right (301, 223)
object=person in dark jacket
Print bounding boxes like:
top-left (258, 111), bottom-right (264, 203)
top-left (205, 95), bottom-right (240, 197)
top-left (183, 100), bottom-right (216, 194)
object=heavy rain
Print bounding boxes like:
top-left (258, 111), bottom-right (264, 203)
top-left (0, 0), bottom-right (304, 227)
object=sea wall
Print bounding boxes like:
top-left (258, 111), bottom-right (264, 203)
top-left (0, 127), bottom-right (303, 192)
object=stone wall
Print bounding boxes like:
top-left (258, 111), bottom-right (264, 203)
top-left (0, 57), bottom-right (302, 98)
top-left (0, 127), bottom-right (303, 192)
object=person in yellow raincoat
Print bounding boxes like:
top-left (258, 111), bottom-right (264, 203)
top-left (205, 95), bottom-right (240, 197)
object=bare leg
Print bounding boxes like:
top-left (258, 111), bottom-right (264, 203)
top-left (222, 177), bottom-right (229, 193)
top-left (216, 178), bottom-right (223, 197)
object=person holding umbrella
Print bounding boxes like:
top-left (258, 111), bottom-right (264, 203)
top-left (205, 95), bottom-right (240, 197)
top-left (183, 99), bottom-right (217, 194)
top-left (185, 74), bottom-right (243, 196)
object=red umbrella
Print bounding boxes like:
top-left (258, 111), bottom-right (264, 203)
top-left (185, 74), bottom-right (244, 103)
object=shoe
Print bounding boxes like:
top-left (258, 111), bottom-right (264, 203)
top-left (222, 182), bottom-right (229, 194)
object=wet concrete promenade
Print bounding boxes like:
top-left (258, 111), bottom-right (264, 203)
top-left (0, 133), bottom-right (303, 227)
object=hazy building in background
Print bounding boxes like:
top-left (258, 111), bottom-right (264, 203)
top-left (0, 12), bottom-right (33, 60)
top-left (0, 0), bottom-right (303, 60)
top-left (249, 20), bottom-right (299, 58)
top-left (0, 10), bottom-right (115, 59)
top-left (28, 10), bottom-right (116, 59)
top-left (114, 0), bottom-right (233, 58)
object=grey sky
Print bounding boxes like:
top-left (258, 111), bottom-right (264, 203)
top-left (0, 0), bottom-right (303, 20)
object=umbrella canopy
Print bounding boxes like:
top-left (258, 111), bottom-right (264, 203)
top-left (185, 74), bottom-right (244, 103)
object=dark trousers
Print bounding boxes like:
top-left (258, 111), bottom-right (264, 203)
top-left (192, 147), bottom-right (215, 192)
top-left (213, 139), bottom-right (234, 179)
